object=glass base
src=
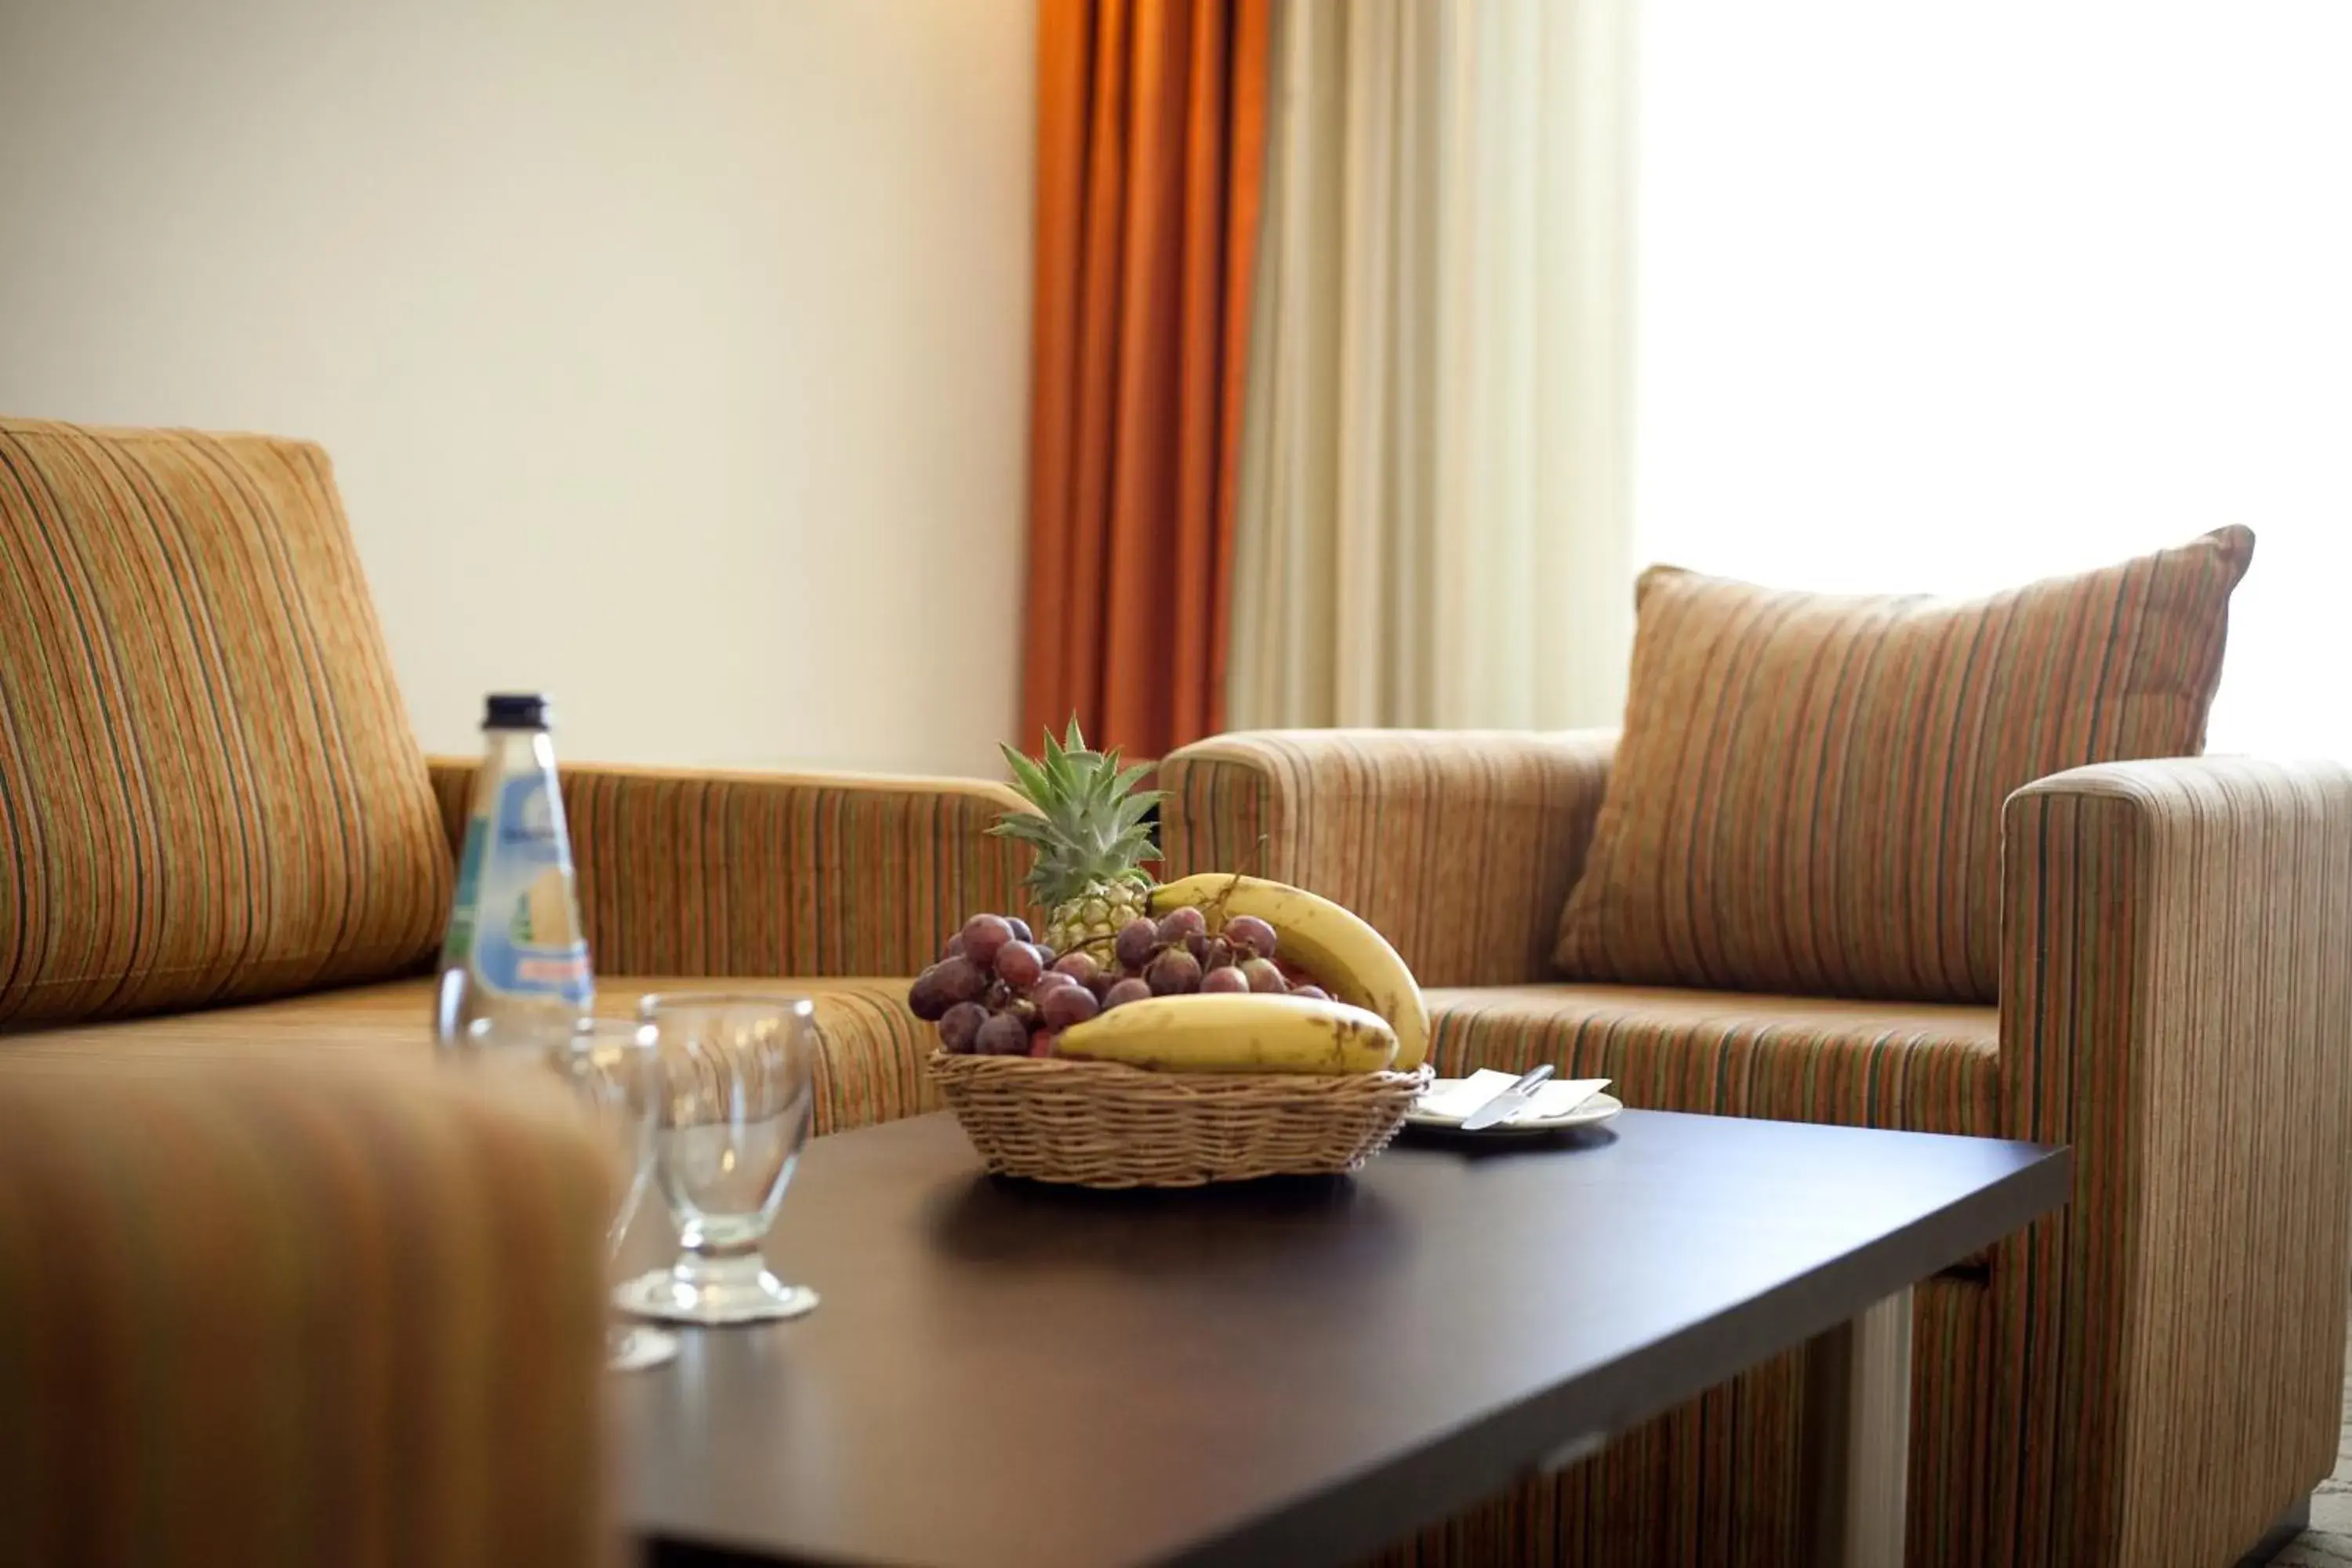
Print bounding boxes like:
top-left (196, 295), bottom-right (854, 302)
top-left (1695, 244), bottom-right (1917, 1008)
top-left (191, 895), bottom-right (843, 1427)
top-left (609, 1324), bottom-right (678, 1371)
top-left (615, 1251), bottom-right (819, 1326)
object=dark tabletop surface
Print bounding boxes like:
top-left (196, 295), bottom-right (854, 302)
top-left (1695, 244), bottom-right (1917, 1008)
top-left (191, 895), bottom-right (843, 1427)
top-left (615, 1109), bottom-right (2068, 1568)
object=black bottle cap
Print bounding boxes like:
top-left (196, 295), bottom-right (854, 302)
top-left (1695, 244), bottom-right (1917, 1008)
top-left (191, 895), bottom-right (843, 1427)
top-left (483, 692), bottom-right (550, 730)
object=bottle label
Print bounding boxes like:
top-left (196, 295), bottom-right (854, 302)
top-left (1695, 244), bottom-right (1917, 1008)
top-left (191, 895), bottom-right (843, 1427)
top-left (468, 772), bottom-right (592, 1004)
top-left (438, 814), bottom-right (489, 968)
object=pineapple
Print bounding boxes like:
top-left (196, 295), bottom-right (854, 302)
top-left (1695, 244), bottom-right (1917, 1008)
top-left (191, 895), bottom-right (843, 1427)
top-left (990, 720), bottom-right (1163, 956)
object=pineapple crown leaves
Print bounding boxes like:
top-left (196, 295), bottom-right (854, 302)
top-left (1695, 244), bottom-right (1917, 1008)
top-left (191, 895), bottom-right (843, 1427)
top-left (989, 717), bottom-right (1163, 906)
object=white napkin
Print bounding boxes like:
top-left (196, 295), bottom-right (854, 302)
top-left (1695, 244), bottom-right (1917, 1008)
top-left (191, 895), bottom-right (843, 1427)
top-left (1417, 1069), bottom-right (1612, 1125)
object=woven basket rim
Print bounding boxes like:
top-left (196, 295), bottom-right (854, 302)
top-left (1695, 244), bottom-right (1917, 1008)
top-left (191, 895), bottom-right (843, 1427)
top-left (927, 1049), bottom-right (1428, 1090)
top-left (927, 1050), bottom-right (1431, 1187)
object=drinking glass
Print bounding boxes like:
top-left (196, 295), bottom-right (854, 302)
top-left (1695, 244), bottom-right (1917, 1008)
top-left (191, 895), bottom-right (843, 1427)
top-left (465, 1015), bottom-right (678, 1371)
top-left (615, 993), bottom-right (820, 1325)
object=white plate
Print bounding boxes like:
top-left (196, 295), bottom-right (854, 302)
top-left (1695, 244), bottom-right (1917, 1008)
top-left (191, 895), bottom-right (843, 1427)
top-left (1405, 1082), bottom-right (1624, 1135)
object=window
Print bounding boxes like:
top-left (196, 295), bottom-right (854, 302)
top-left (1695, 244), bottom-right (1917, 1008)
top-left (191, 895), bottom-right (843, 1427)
top-left (1635, 2), bottom-right (2352, 755)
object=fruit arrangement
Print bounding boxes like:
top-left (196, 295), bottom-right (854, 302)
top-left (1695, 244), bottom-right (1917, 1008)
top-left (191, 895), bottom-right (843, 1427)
top-left (916, 725), bottom-right (1431, 1186)
top-left (907, 722), bottom-right (1428, 1076)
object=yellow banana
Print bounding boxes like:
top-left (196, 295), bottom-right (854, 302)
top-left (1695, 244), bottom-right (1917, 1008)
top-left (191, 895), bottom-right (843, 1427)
top-left (1148, 874), bottom-right (1431, 1071)
top-left (1057, 993), bottom-right (1399, 1074)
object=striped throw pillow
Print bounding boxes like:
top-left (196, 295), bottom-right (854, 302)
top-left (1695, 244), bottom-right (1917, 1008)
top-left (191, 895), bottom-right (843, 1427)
top-left (1552, 528), bottom-right (2252, 1003)
top-left (0, 419), bottom-right (452, 1025)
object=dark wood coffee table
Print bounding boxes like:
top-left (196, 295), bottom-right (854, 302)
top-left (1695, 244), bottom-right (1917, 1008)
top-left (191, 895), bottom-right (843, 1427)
top-left (615, 1109), bottom-right (2068, 1568)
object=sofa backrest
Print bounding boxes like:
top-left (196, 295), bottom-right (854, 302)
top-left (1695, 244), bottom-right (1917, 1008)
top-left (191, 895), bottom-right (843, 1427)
top-left (0, 418), bottom-right (450, 1027)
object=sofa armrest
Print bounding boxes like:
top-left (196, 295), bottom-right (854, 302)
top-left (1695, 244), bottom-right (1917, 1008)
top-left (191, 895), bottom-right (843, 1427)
top-left (430, 757), bottom-right (1034, 979)
top-left (0, 1058), bottom-right (612, 1568)
top-left (1994, 757), bottom-right (2352, 1566)
top-left (1157, 730), bottom-right (1617, 987)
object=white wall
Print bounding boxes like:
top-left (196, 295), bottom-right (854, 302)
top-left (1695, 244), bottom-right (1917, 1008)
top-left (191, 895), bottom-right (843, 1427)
top-left (0, 0), bottom-right (1036, 776)
top-left (1636, 0), bottom-right (2352, 758)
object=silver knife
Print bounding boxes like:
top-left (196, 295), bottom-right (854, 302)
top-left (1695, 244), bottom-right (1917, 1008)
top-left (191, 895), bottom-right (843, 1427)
top-left (1460, 1063), bottom-right (1556, 1131)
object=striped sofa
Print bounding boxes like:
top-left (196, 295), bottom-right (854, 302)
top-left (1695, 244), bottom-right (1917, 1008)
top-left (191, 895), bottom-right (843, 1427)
top-left (0, 418), bottom-right (1037, 1566)
top-left (1159, 728), bottom-right (2352, 1568)
top-left (5, 760), bottom-right (1033, 1112)
top-left (0, 414), bottom-right (1032, 1131)
top-left (0, 416), bottom-right (1035, 1148)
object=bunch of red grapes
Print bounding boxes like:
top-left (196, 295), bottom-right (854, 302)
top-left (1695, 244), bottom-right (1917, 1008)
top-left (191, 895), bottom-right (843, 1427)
top-left (908, 906), bottom-right (1329, 1057)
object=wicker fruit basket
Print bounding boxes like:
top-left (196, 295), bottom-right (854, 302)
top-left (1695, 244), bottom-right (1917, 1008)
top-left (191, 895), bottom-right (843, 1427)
top-left (929, 1051), bottom-right (1434, 1189)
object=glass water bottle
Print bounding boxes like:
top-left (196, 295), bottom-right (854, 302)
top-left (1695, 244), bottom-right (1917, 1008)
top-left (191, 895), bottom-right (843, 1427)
top-left (434, 692), bottom-right (594, 1046)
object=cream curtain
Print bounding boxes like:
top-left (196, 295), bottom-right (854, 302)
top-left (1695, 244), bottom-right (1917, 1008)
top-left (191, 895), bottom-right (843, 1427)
top-left (1226, 0), bottom-right (1635, 731)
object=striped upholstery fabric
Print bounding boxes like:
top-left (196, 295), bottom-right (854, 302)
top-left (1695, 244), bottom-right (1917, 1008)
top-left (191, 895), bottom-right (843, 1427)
top-left (1411, 985), bottom-right (1997, 1564)
top-left (1161, 723), bottom-right (2352, 1567)
top-left (0, 418), bottom-right (450, 1026)
top-left (1427, 984), bottom-right (1998, 1135)
top-left (1554, 528), bottom-right (2252, 1003)
top-left (1370, 1275), bottom-right (1991, 1568)
top-left (1372, 1340), bottom-right (1809, 1568)
top-left (429, 755), bottom-right (474, 862)
top-left (0, 1057), bottom-right (611, 1568)
top-left (430, 757), bottom-right (1038, 982)
top-left (1992, 757), bottom-right (2352, 1568)
top-left (5, 974), bottom-right (942, 1135)
top-left (1160, 729), bottom-right (1617, 987)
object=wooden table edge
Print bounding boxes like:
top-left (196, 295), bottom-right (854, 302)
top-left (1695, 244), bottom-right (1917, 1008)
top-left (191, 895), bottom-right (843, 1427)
top-left (1154, 1139), bottom-right (2072, 1568)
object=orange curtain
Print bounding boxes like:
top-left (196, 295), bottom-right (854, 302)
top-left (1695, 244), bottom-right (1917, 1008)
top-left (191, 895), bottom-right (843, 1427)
top-left (1020, 0), bottom-right (1271, 760)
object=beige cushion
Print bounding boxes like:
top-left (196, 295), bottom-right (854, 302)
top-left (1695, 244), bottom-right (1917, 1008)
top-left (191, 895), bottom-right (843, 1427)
top-left (1553, 528), bottom-right (2252, 1003)
top-left (0, 975), bottom-right (941, 1137)
top-left (1428, 983), bottom-right (1999, 1135)
top-left (0, 419), bottom-right (449, 1025)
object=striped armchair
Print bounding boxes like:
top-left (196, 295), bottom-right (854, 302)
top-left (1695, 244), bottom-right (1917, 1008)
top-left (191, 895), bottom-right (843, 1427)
top-left (1160, 728), bottom-right (2352, 1568)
